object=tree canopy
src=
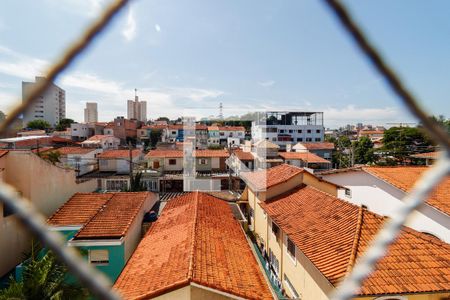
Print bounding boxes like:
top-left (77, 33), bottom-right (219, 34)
top-left (55, 118), bottom-right (75, 131)
top-left (26, 119), bottom-right (51, 130)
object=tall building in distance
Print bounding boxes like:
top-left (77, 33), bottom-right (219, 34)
top-left (127, 89), bottom-right (147, 122)
top-left (22, 76), bottom-right (65, 127)
top-left (84, 102), bottom-right (98, 123)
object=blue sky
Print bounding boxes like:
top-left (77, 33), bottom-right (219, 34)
top-left (0, 0), bottom-right (449, 128)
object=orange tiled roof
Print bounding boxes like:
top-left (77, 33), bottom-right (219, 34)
top-left (364, 166), bottom-right (450, 216)
top-left (296, 142), bottom-right (335, 150)
top-left (74, 192), bottom-right (151, 239)
top-left (47, 193), bottom-right (114, 226)
top-left (54, 147), bottom-right (96, 155)
top-left (259, 185), bottom-right (450, 296)
top-left (84, 134), bottom-right (114, 142)
top-left (234, 150), bottom-right (254, 161)
top-left (114, 192), bottom-right (273, 300)
top-left (241, 164), bottom-right (303, 191)
top-left (410, 151), bottom-right (442, 159)
top-left (146, 150), bottom-right (183, 158)
top-left (0, 150), bottom-right (9, 158)
top-left (279, 152), bottom-right (331, 163)
top-left (193, 149), bottom-right (229, 158)
top-left (218, 126), bottom-right (245, 131)
top-left (97, 149), bottom-right (142, 159)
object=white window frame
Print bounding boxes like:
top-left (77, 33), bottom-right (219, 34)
top-left (284, 274), bottom-right (300, 299)
top-left (198, 158), bottom-right (207, 165)
top-left (286, 236), bottom-right (297, 265)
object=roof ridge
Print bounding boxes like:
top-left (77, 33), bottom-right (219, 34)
top-left (345, 206), bottom-right (365, 276)
top-left (187, 191), bottom-right (200, 281)
top-left (401, 225), bottom-right (450, 247)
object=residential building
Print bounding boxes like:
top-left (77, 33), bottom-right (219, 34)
top-left (241, 164), bottom-right (450, 300)
top-left (70, 123), bottom-right (91, 141)
top-left (47, 192), bottom-right (156, 282)
top-left (357, 130), bottom-right (384, 141)
top-left (22, 76), bottom-right (66, 127)
top-left (0, 150), bottom-right (96, 277)
top-left (252, 111), bottom-right (324, 149)
top-left (81, 135), bottom-right (120, 150)
top-left (218, 126), bottom-right (246, 146)
top-left (292, 142), bottom-right (334, 160)
top-left (17, 130), bottom-right (46, 137)
top-left (161, 124), bottom-right (183, 143)
top-left (319, 166), bottom-right (450, 242)
top-left (112, 117), bottom-right (139, 143)
top-left (207, 125), bottom-right (220, 146)
top-left (410, 151), bottom-right (442, 166)
top-left (0, 136), bottom-right (52, 150)
top-left (98, 149), bottom-right (143, 174)
top-left (127, 95), bottom-right (147, 122)
top-left (113, 192), bottom-right (274, 299)
top-left (53, 146), bottom-right (102, 176)
top-left (279, 151), bottom-right (331, 171)
top-left (253, 140), bottom-right (283, 170)
top-left (84, 102), bottom-right (98, 123)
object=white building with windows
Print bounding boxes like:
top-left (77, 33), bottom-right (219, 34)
top-left (22, 76), bottom-right (66, 127)
top-left (84, 102), bottom-right (98, 123)
top-left (252, 111), bottom-right (324, 150)
top-left (127, 95), bottom-right (147, 122)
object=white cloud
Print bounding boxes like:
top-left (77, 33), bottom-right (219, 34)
top-left (155, 24), bottom-right (161, 32)
top-left (258, 80), bottom-right (275, 87)
top-left (122, 7), bottom-right (137, 42)
top-left (45, 0), bottom-right (108, 18)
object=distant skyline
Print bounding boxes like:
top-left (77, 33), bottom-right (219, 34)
top-left (0, 0), bottom-right (449, 128)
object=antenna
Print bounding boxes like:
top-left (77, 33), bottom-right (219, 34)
top-left (219, 102), bottom-right (223, 120)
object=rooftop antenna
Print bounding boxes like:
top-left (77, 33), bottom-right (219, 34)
top-left (219, 102), bottom-right (223, 120)
top-left (134, 88), bottom-right (138, 101)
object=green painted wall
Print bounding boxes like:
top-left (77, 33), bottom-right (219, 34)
top-left (195, 157), bottom-right (212, 171)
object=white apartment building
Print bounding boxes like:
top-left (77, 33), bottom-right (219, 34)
top-left (22, 76), bottom-right (66, 127)
top-left (70, 123), bottom-right (90, 141)
top-left (84, 102), bottom-right (98, 123)
top-left (127, 95), bottom-right (147, 122)
top-left (252, 111), bottom-right (324, 149)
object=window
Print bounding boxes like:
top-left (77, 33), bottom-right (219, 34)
top-left (169, 159), bottom-right (176, 165)
top-left (272, 221), bottom-right (280, 239)
top-left (306, 138), bottom-right (312, 142)
top-left (316, 129), bottom-right (321, 133)
top-left (269, 249), bottom-right (280, 276)
top-left (171, 131), bottom-right (177, 135)
top-left (272, 137), bottom-right (277, 142)
top-left (153, 161), bottom-right (160, 169)
top-left (287, 237), bottom-right (296, 260)
top-left (297, 138), bottom-right (303, 142)
top-left (284, 275), bottom-right (299, 299)
top-left (279, 129), bottom-right (285, 133)
top-left (324, 152), bottom-right (331, 159)
top-left (345, 188), bottom-right (352, 198)
top-left (198, 158), bottom-right (207, 165)
top-left (288, 129), bottom-right (293, 133)
top-left (315, 138), bottom-right (321, 142)
top-left (89, 249), bottom-right (109, 265)
top-left (297, 129), bottom-right (302, 133)
top-left (307, 129), bottom-right (312, 134)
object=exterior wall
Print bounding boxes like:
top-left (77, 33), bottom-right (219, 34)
top-left (303, 172), bottom-right (338, 197)
top-left (195, 157), bottom-right (212, 172)
top-left (152, 286), bottom-right (190, 300)
top-left (252, 124), bottom-right (324, 148)
top-left (78, 243), bottom-right (125, 282)
top-left (211, 157), bottom-right (220, 169)
top-left (99, 159), bottom-right (117, 172)
top-left (190, 285), bottom-right (233, 300)
top-left (84, 102), bottom-right (98, 123)
top-left (164, 157), bottom-right (183, 172)
top-left (0, 151), bottom-right (96, 276)
top-left (323, 171), bottom-right (450, 242)
top-left (353, 293), bottom-right (450, 300)
top-left (70, 123), bottom-right (90, 140)
top-left (62, 149), bottom-right (102, 176)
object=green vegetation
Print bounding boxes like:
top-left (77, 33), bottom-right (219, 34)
top-left (353, 136), bottom-right (375, 164)
top-left (26, 119), bottom-right (51, 130)
top-left (149, 129), bottom-right (162, 148)
top-left (55, 118), bottom-right (74, 131)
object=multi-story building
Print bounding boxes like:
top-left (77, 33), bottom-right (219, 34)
top-left (22, 76), bottom-right (66, 127)
top-left (112, 117), bottom-right (139, 144)
top-left (252, 111), bottom-right (324, 150)
top-left (127, 95), bottom-right (147, 122)
top-left (70, 123), bottom-right (90, 141)
top-left (84, 102), bottom-right (98, 123)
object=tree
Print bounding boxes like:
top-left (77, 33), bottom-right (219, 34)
top-left (0, 111), bottom-right (5, 121)
top-left (149, 129), bottom-right (162, 148)
top-left (156, 117), bottom-right (170, 123)
top-left (43, 151), bottom-right (61, 165)
top-left (353, 136), bottom-right (375, 164)
top-left (26, 120), bottom-right (51, 130)
top-left (331, 135), bottom-right (352, 168)
top-left (0, 244), bottom-right (86, 300)
top-left (383, 127), bottom-right (433, 164)
top-left (127, 172), bottom-right (147, 192)
top-left (55, 118), bottom-right (74, 131)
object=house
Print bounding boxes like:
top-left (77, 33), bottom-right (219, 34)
top-left (162, 124), bottom-right (184, 143)
top-left (357, 129), bottom-right (385, 141)
top-left (70, 123), bottom-right (91, 141)
top-left (53, 146), bottom-right (102, 176)
top-left (112, 117), bottom-right (139, 144)
top-left (47, 192), bottom-right (156, 282)
top-left (207, 125), bottom-right (220, 146)
top-left (279, 152), bottom-right (331, 171)
top-left (410, 151), bottom-right (442, 166)
top-left (242, 164), bottom-right (450, 299)
top-left (81, 135), bottom-right (120, 150)
top-left (318, 166), bottom-right (450, 242)
top-left (253, 140), bottom-right (283, 170)
top-left (113, 192), bottom-right (274, 299)
top-left (98, 149), bottom-right (143, 174)
top-left (0, 150), bottom-right (96, 277)
top-left (218, 126), bottom-right (246, 146)
top-left (292, 142), bottom-right (334, 161)
top-left (0, 135), bottom-right (53, 150)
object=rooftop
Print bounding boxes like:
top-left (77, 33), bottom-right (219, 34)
top-left (410, 151), bottom-right (442, 159)
top-left (234, 150), bottom-right (254, 161)
top-left (0, 150), bottom-right (8, 158)
top-left (114, 192), bottom-right (273, 300)
top-left (364, 166), bottom-right (450, 216)
top-left (259, 185), bottom-right (450, 296)
top-left (293, 142), bottom-right (335, 150)
top-left (240, 164), bottom-right (303, 191)
top-left (97, 149), bottom-right (142, 159)
top-left (82, 135), bottom-right (115, 143)
top-left (279, 151), bottom-right (331, 163)
top-left (53, 147), bottom-right (96, 155)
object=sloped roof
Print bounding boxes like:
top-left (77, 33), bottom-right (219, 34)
top-left (279, 152), bottom-right (331, 163)
top-left (193, 149), bottom-right (229, 158)
top-left (54, 147), bottom-right (96, 155)
top-left (146, 150), bottom-right (184, 158)
top-left (364, 166), bottom-right (450, 216)
top-left (240, 164), bottom-right (303, 191)
top-left (293, 142), bottom-right (335, 150)
top-left (0, 150), bottom-right (9, 158)
top-left (254, 140), bottom-right (280, 149)
top-left (74, 192), bottom-right (151, 239)
top-left (410, 151), bottom-right (442, 159)
top-left (114, 192), bottom-right (273, 299)
top-left (97, 149), bottom-right (142, 159)
top-left (82, 135), bottom-right (116, 143)
top-left (259, 185), bottom-right (450, 296)
top-left (218, 126), bottom-right (245, 131)
top-left (234, 150), bottom-right (254, 161)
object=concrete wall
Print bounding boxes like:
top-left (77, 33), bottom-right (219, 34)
top-left (323, 171), bottom-right (450, 242)
top-left (0, 151), bottom-right (96, 276)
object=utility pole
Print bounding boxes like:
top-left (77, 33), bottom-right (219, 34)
top-left (128, 141), bottom-right (133, 190)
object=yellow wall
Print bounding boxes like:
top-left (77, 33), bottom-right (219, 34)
top-left (303, 172), bottom-right (338, 197)
top-left (353, 293), bottom-right (450, 300)
top-left (0, 151), bottom-right (96, 276)
top-left (151, 284), bottom-right (241, 300)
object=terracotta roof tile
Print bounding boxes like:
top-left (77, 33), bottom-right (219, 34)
top-left (279, 152), bottom-right (331, 163)
top-left (295, 142), bottom-right (335, 150)
top-left (259, 186), bottom-right (450, 295)
top-left (410, 151), bottom-right (442, 159)
top-left (193, 149), bottom-right (229, 158)
top-left (241, 164), bottom-right (303, 191)
top-left (146, 150), bottom-right (183, 158)
top-left (364, 166), bottom-right (450, 216)
top-left (97, 149), bottom-right (142, 159)
top-left (146, 149), bottom-right (229, 158)
top-left (218, 126), bottom-right (245, 131)
top-left (0, 150), bottom-right (9, 158)
top-left (53, 147), bottom-right (96, 155)
top-left (74, 192), bottom-right (152, 239)
top-left (114, 192), bottom-right (273, 299)
top-left (84, 135), bottom-right (114, 142)
top-left (234, 150), bottom-right (254, 161)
